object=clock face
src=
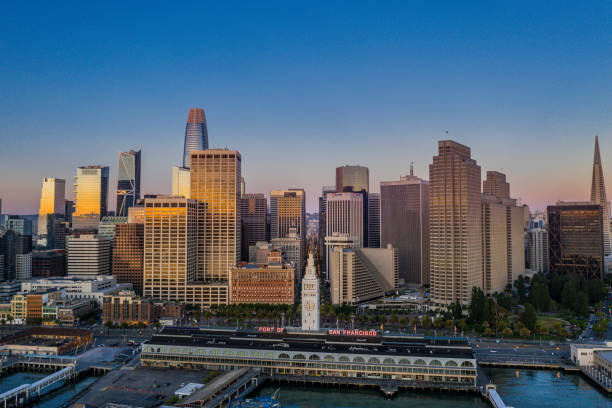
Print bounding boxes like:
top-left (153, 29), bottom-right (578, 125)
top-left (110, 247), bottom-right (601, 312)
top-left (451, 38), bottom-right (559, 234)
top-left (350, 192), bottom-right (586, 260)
top-left (305, 300), bottom-right (314, 311)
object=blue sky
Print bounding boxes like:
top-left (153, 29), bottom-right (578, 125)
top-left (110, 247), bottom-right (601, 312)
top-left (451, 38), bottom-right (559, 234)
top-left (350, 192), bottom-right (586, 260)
top-left (1, 1), bottom-right (611, 213)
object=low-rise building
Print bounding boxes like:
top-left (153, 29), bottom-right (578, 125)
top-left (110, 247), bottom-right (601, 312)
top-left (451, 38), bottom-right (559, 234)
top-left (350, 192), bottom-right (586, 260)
top-left (229, 260), bottom-right (295, 305)
top-left (32, 249), bottom-right (66, 278)
top-left (570, 342), bottom-right (612, 366)
top-left (0, 327), bottom-right (93, 355)
top-left (20, 275), bottom-right (131, 307)
top-left (102, 290), bottom-right (185, 325)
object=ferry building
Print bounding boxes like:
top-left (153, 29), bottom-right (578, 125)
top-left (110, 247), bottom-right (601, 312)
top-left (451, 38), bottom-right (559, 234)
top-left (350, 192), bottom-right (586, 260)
top-left (141, 327), bottom-right (477, 385)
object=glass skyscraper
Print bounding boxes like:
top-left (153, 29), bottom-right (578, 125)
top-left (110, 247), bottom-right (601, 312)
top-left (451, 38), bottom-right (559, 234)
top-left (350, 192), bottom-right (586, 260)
top-left (73, 166), bottom-right (109, 231)
top-left (183, 108), bottom-right (208, 168)
top-left (116, 149), bottom-right (141, 217)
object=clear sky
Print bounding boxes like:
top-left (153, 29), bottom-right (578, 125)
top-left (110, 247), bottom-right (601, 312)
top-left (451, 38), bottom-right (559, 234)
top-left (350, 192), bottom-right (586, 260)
top-left (1, 2), bottom-right (611, 213)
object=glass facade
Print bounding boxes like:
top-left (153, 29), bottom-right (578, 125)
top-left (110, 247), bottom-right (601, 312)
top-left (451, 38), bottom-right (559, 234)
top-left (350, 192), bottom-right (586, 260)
top-left (73, 166), bottom-right (109, 231)
top-left (190, 150), bottom-right (241, 281)
top-left (182, 108), bottom-right (208, 168)
top-left (116, 150), bottom-right (141, 217)
top-left (547, 204), bottom-right (604, 280)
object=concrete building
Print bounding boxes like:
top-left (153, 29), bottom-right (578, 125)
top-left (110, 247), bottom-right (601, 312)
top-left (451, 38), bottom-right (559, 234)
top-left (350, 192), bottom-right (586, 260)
top-left (270, 189), bottom-right (306, 260)
top-left (330, 244), bottom-right (398, 305)
top-left (301, 253), bottom-right (320, 331)
top-left (102, 290), bottom-right (154, 324)
top-left (325, 233), bottom-right (360, 281)
top-left (15, 253), bottom-right (32, 282)
top-left (367, 193), bottom-right (380, 248)
top-left (548, 202), bottom-right (604, 280)
top-left (380, 173), bottom-right (430, 286)
top-left (143, 196), bottom-right (227, 307)
top-left (318, 185), bottom-right (335, 274)
top-left (240, 193), bottom-right (267, 261)
top-left (229, 261), bottom-right (295, 305)
top-left (336, 165), bottom-right (369, 193)
top-left (116, 149), bottom-right (141, 217)
top-left (190, 149), bottom-right (242, 281)
top-left (21, 275), bottom-right (131, 307)
top-left (429, 141), bottom-right (482, 306)
top-left (72, 165), bottom-right (109, 231)
top-left (112, 223), bottom-right (144, 294)
top-left (326, 192), bottom-right (364, 279)
top-left (480, 172), bottom-right (525, 294)
top-left (66, 234), bottom-right (111, 278)
top-left (271, 228), bottom-right (303, 275)
top-left (0, 229), bottom-right (32, 281)
top-left (527, 214), bottom-right (548, 273)
top-left (5, 216), bottom-right (32, 236)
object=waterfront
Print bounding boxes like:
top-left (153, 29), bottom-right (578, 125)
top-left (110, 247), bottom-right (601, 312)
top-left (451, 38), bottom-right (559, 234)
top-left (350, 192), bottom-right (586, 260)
top-left (0, 372), bottom-right (97, 408)
top-left (254, 368), bottom-right (612, 408)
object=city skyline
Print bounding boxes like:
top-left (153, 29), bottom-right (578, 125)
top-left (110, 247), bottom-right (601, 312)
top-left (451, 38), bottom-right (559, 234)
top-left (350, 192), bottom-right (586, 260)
top-left (2, 3), bottom-right (611, 214)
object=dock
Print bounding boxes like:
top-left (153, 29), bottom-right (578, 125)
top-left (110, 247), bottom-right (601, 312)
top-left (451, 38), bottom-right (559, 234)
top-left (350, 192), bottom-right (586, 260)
top-left (0, 364), bottom-right (76, 407)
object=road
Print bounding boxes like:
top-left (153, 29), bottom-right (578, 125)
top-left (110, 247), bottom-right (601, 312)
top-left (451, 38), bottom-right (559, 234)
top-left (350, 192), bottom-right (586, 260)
top-left (473, 340), bottom-right (570, 365)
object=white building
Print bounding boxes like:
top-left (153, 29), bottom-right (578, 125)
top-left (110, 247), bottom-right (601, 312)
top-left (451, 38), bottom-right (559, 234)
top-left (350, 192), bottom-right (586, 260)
top-left (271, 227), bottom-right (303, 275)
top-left (66, 234), bottom-right (110, 278)
top-left (301, 253), bottom-right (320, 331)
top-left (527, 213), bottom-right (548, 273)
top-left (20, 275), bottom-right (131, 307)
top-left (324, 233), bottom-right (360, 282)
top-left (570, 342), bottom-right (612, 366)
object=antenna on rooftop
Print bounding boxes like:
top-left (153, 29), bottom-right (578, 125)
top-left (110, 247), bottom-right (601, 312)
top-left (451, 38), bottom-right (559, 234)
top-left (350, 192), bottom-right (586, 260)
top-left (410, 161), bottom-right (414, 176)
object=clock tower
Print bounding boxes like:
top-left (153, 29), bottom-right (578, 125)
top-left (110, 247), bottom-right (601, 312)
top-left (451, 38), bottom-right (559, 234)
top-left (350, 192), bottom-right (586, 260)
top-left (301, 252), bottom-right (320, 331)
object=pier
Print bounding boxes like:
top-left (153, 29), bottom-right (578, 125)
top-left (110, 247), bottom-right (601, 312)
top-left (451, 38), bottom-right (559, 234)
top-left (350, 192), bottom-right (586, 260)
top-left (0, 365), bottom-right (76, 407)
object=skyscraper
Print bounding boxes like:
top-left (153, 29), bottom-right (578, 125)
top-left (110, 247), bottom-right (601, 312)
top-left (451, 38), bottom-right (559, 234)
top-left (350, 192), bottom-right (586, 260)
top-left (548, 203), bottom-right (604, 280)
top-left (240, 193), bottom-right (267, 261)
top-left (336, 165), bottom-right (369, 193)
top-left (190, 149), bottom-right (241, 281)
top-left (318, 185), bottom-right (335, 273)
top-left (590, 136), bottom-right (611, 256)
top-left (73, 166), bottom-right (109, 231)
top-left (527, 214), bottom-right (548, 274)
top-left (113, 223), bottom-right (144, 294)
top-left (429, 140), bottom-right (482, 306)
top-left (143, 196), bottom-right (228, 306)
top-left (270, 189), bottom-right (306, 260)
top-left (66, 233), bottom-right (111, 278)
top-left (326, 193), bottom-right (364, 247)
top-left (37, 178), bottom-right (66, 249)
top-left (172, 166), bottom-right (191, 198)
top-left (116, 149), bottom-right (141, 217)
top-left (380, 173), bottom-right (430, 286)
top-left (367, 193), bottom-right (380, 248)
top-left (183, 108), bottom-right (208, 168)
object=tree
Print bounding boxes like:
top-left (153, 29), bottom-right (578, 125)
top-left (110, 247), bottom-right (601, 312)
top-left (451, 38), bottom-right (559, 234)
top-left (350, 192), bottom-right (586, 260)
top-left (593, 318), bottom-right (610, 338)
top-left (516, 276), bottom-right (528, 302)
top-left (520, 303), bottom-right (537, 331)
top-left (484, 327), bottom-right (493, 337)
top-left (137, 321), bottom-right (146, 329)
top-left (468, 287), bottom-right (487, 324)
top-left (433, 317), bottom-right (443, 329)
top-left (421, 315), bottom-right (432, 329)
top-left (444, 319), bottom-right (454, 331)
top-left (490, 303), bottom-right (507, 336)
top-left (448, 300), bottom-right (462, 320)
top-left (574, 292), bottom-right (589, 316)
top-left (561, 281), bottom-right (578, 311)
top-left (529, 281), bottom-right (550, 312)
top-left (519, 327), bottom-right (531, 338)
top-left (120, 322), bottom-right (129, 329)
top-left (502, 327), bottom-right (513, 337)
top-left (104, 320), bottom-right (114, 328)
top-left (556, 327), bottom-right (569, 338)
top-left (399, 316), bottom-right (409, 327)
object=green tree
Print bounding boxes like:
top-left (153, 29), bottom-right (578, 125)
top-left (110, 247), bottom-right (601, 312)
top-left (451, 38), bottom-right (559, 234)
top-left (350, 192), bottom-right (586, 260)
top-left (574, 292), bottom-right (589, 316)
top-left (433, 317), bottom-right (443, 329)
top-left (104, 320), bottom-right (114, 328)
top-left (421, 315), bottom-right (432, 329)
top-left (520, 303), bottom-right (537, 331)
top-left (399, 316), bottom-right (409, 327)
top-left (593, 318), bottom-right (610, 338)
top-left (120, 322), bottom-right (129, 329)
top-left (448, 300), bottom-right (463, 320)
top-left (468, 287), bottom-right (487, 324)
top-left (502, 327), bottom-right (513, 337)
top-left (519, 327), bottom-right (531, 338)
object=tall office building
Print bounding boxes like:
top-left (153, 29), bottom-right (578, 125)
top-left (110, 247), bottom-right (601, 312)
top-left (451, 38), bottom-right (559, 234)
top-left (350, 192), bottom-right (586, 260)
top-left (367, 193), bottom-right (380, 248)
top-left (113, 223), bottom-right (144, 294)
top-left (116, 149), bottom-right (141, 217)
top-left (380, 173), bottom-right (430, 286)
top-left (36, 177), bottom-right (66, 248)
top-left (318, 185), bottom-right (335, 272)
top-left (590, 136), bottom-right (611, 256)
top-left (64, 200), bottom-right (74, 225)
top-left (143, 196), bottom-right (227, 306)
top-left (183, 108), bottom-right (209, 168)
top-left (329, 245), bottom-right (398, 305)
top-left (240, 193), bottom-right (267, 261)
top-left (429, 140), bottom-right (482, 306)
top-left (66, 234), bottom-right (111, 278)
top-left (547, 203), bottom-right (604, 280)
top-left (73, 166), bottom-right (109, 231)
top-left (5, 216), bottom-right (33, 236)
top-left (527, 214), bottom-right (548, 274)
top-left (0, 230), bottom-right (32, 281)
top-left (336, 165), bottom-right (369, 193)
top-left (172, 166), bottom-right (191, 198)
top-left (271, 227), bottom-right (303, 276)
top-left (326, 192), bottom-right (364, 247)
top-left (98, 216), bottom-right (128, 245)
top-left (480, 172), bottom-right (525, 294)
top-left (190, 149), bottom-right (242, 281)
top-left (270, 189), bottom-right (306, 258)
top-left (336, 165), bottom-right (369, 245)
